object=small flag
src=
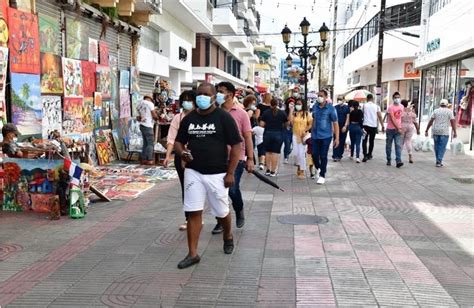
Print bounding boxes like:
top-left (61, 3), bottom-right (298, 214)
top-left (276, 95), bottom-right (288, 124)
top-left (64, 158), bottom-right (83, 185)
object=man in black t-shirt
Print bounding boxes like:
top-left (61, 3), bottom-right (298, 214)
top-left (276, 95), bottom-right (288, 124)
top-left (174, 83), bottom-right (242, 269)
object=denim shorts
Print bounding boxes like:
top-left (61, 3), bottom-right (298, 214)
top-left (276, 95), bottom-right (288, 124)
top-left (263, 130), bottom-right (283, 153)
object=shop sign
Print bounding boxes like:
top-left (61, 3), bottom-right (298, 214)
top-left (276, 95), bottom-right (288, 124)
top-left (404, 62), bottom-right (420, 78)
top-left (426, 38), bottom-right (440, 53)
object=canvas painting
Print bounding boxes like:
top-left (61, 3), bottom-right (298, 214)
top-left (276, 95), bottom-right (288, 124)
top-left (96, 65), bottom-right (112, 99)
top-left (62, 58), bottom-right (83, 97)
top-left (66, 18), bottom-right (89, 60)
top-left (88, 38), bottom-right (98, 63)
top-left (101, 100), bottom-right (110, 127)
top-left (131, 92), bottom-right (140, 117)
top-left (112, 129), bottom-right (126, 160)
top-left (127, 118), bottom-right (143, 152)
top-left (81, 60), bottom-right (96, 97)
top-left (120, 89), bottom-right (131, 119)
top-left (40, 53), bottom-right (63, 94)
top-left (8, 8), bottom-right (40, 74)
top-left (63, 97), bottom-right (84, 135)
top-left (82, 97), bottom-right (94, 133)
top-left (10, 73), bottom-right (42, 136)
top-left (39, 13), bottom-right (60, 55)
top-left (130, 66), bottom-right (140, 94)
top-left (99, 41), bottom-right (109, 66)
top-left (94, 108), bottom-right (102, 129)
top-left (95, 129), bottom-right (118, 165)
top-left (0, 96), bottom-right (7, 125)
top-left (119, 70), bottom-right (130, 89)
top-left (109, 55), bottom-right (118, 71)
top-left (94, 91), bottom-right (102, 110)
top-left (41, 96), bottom-right (62, 139)
top-left (0, 47), bottom-right (8, 98)
top-left (15, 0), bottom-right (33, 12)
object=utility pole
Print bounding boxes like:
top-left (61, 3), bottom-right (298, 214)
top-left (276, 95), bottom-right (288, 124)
top-left (376, 0), bottom-right (386, 107)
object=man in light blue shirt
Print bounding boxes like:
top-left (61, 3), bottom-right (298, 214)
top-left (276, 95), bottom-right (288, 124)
top-left (311, 90), bottom-right (340, 184)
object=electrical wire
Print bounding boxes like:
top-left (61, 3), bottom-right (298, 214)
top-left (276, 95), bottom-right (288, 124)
top-left (384, 31), bottom-right (419, 47)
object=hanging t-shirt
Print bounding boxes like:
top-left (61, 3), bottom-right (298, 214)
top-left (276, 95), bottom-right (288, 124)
top-left (136, 99), bottom-right (155, 128)
top-left (175, 108), bottom-right (242, 174)
top-left (386, 104), bottom-right (404, 130)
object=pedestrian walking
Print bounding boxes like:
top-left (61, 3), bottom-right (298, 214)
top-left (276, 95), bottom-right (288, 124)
top-left (283, 96), bottom-right (296, 164)
top-left (333, 97), bottom-right (350, 161)
top-left (400, 100), bottom-right (420, 163)
top-left (288, 98), bottom-right (313, 179)
top-left (211, 81), bottom-right (254, 234)
top-left (136, 95), bottom-right (158, 165)
top-left (243, 94), bottom-right (258, 128)
top-left (345, 101), bottom-right (364, 162)
top-left (163, 90), bottom-right (196, 231)
top-left (362, 94), bottom-right (385, 162)
top-left (253, 121), bottom-right (266, 170)
top-left (305, 137), bottom-right (316, 179)
top-left (174, 83), bottom-right (242, 269)
top-left (425, 99), bottom-right (457, 167)
top-left (311, 90), bottom-right (340, 184)
top-left (261, 98), bottom-right (289, 176)
top-left (386, 92), bottom-right (404, 168)
top-left (255, 93), bottom-right (272, 120)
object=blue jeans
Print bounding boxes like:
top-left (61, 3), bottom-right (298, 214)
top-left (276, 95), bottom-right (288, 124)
top-left (349, 124), bottom-right (363, 158)
top-left (386, 129), bottom-right (402, 163)
top-left (283, 127), bottom-right (293, 159)
top-left (140, 125), bottom-right (154, 161)
top-left (312, 138), bottom-right (332, 178)
top-left (433, 135), bottom-right (449, 163)
top-left (332, 126), bottom-right (347, 159)
top-left (228, 160), bottom-right (245, 212)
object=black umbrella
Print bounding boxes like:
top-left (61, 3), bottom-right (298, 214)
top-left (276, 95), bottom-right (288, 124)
top-left (251, 170), bottom-right (285, 192)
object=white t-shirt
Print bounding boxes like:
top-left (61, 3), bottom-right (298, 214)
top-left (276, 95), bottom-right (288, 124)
top-left (252, 126), bottom-right (264, 145)
top-left (136, 99), bottom-right (155, 128)
top-left (363, 101), bottom-right (381, 127)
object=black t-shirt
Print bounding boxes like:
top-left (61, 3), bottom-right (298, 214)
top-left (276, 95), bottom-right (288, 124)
top-left (2, 142), bottom-right (20, 157)
top-left (261, 109), bottom-right (288, 131)
top-left (257, 104), bottom-right (271, 119)
top-left (349, 109), bottom-right (364, 126)
top-left (175, 108), bottom-right (242, 174)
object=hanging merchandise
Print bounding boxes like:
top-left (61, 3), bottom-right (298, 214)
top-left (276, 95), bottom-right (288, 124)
top-left (7, 8), bottom-right (40, 74)
top-left (130, 66), bottom-right (140, 94)
top-left (66, 18), bottom-right (89, 60)
top-left (38, 13), bottom-right (60, 55)
top-left (10, 73), bottom-right (42, 136)
top-left (96, 64), bottom-right (112, 99)
top-left (88, 38), bottom-right (98, 63)
top-left (40, 53), bottom-right (63, 94)
top-left (81, 60), bottom-right (96, 97)
top-left (119, 70), bottom-right (130, 89)
top-left (62, 58), bottom-right (83, 98)
top-left (63, 97), bottom-right (84, 136)
top-left (41, 96), bottom-right (62, 139)
top-left (99, 41), bottom-right (109, 66)
top-left (119, 88), bottom-right (131, 119)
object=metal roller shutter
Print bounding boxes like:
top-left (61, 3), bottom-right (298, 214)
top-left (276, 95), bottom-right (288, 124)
top-left (36, 0), bottom-right (63, 56)
top-left (139, 74), bottom-right (156, 97)
top-left (118, 32), bottom-right (132, 70)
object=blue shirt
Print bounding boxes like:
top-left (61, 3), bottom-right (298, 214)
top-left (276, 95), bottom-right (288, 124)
top-left (335, 104), bottom-right (350, 126)
top-left (312, 103), bottom-right (338, 139)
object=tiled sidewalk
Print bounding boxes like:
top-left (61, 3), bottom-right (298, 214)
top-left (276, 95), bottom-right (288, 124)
top-left (0, 140), bottom-right (473, 307)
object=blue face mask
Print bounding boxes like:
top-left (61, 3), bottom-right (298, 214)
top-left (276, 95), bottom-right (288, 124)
top-left (216, 93), bottom-right (226, 105)
top-left (182, 101), bottom-right (193, 111)
top-left (196, 95), bottom-right (212, 110)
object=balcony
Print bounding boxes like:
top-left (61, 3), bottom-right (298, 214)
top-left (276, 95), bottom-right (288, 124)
top-left (137, 46), bottom-right (170, 77)
top-left (213, 6), bottom-right (239, 34)
top-left (135, 0), bottom-right (162, 14)
top-left (236, 40), bottom-right (254, 57)
top-left (162, 0), bottom-right (213, 33)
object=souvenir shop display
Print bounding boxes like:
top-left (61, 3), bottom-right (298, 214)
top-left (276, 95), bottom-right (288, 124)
top-left (10, 73), bottom-right (42, 136)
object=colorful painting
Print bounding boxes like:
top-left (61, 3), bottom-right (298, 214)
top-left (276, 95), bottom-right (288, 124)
top-left (119, 70), bottom-right (130, 89)
top-left (120, 89), bottom-right (131, 119)
top-left (0, 96), bottom-right (7, 125)
top-left (130, 66), bottom-right (140, 94)
top-left (63, 97), bottom-right (84, 135)
top-left (94, 108), bottom-right (102, 129)
top-left (40, 53), bottom-right (63, 94)
top-left (131, 92), bottom-right (140, 117)
top-left (94, 91), bottom-right (102, 110)
top-left (10, 73), bottom-right (42, 136)
top-left (112, 129), bottom-right (126, 160)
top-left (95, 129), bottom-right (118, 165)
top-left (109, 55), bottom-right (118, 71)
top-left (88, 38), bottom-right (98, 63)
top-left (8, 8), bottom-right (40, 74)
top-left (127, 118), bottom-right (143, 151)
top-left (96, 65), bottom-right (111, 99)
top-left (62, 57), bottom-right (83, 97)
top-left (0, 47), bottom-right (8, 98)
top-left (66, 18), bottom-right (89, 60)
top-left (82, 97), bottom-right (94, 133)
top-left (101, 100), bottom-right (110, 127)
top-left (39, 13), bottom-right (60, 55)
top-left (41, 96), bottom-right (62, 139)
top-left (99, 41), bottom-right (109, 66)
top-left (15, 0), bottom-right (33, 12)
top-left (81, 60), bottom-right (96, 97)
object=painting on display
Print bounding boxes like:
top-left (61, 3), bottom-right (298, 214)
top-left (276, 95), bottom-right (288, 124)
top-left (39, 13), bottom-right (60, 55)
top-left (0, 47), bottom-right (8, 97)
top-left (130, 66), bottom-right (140, 94)
top-left (131, 92), bottom-right (140, 117)
top-left (0, 96), bottom-right (7, 126)
top-left (109, 55), bottom-right (118, 71)
top-left (66, 18), bottom-right (89, 60)
top-left (63, 97), bottom-right (84, 135)
top-left (88, 38), bottom-right (98, 63)
top-left (119, 89), bottom-right (131, 119)
top-left (7, 8), bottom-right (40, 74)
top-left (96, 65), bottom-right (111, 99)
top-left (93, 92), bottom-right (102, 128)
top-left (40, 53), bottom-right (63, 94)
top-left (95, 129), bottom-right (118, 165)
top-left (119, 70), bottom-right (130, 89)
top-left (82, 97), bottom-right (94, 133)
top-left (93, 91), bottom-right (102, 110)
top-left (112, 129), bottom-right (126, 160)
top-left (14, 0), bottom-right (34, 12)
top-left (10, 73), bottom-right (42, 136)
top-left (127, 118), bottom-right (142, 152)
top-left (62, 58), bottom-right (83, 97)
top-left (41, 96), bottom-right (62, 139)
top-left (101, 100), bottom-right (110, 128)
top-left (99, 41), bottom-right (109, 66)
top-left (81, 60), bottom-right (96, 97)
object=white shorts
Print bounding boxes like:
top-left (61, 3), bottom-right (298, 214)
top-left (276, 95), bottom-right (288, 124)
top-left (183, 168), bottom-right (230, 218)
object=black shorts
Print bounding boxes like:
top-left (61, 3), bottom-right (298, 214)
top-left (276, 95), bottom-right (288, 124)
top-left (257, 143), bottom-right (266, 157)
top-left (263, 130), bottom-right (283, 154)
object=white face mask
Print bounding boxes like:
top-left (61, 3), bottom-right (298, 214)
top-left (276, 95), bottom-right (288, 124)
top-left (295, 105), bottom-right (302, 111)
top-left (13, 137), bottom-right (18, 143)
top-left (318, 97), bottom-right (325, 104)
top-left (337, 100), bottom-right (343, 104)
top-left (250, 104), bottom-right (257, 111)
top-left (394, 98), bottom-right (401, 104)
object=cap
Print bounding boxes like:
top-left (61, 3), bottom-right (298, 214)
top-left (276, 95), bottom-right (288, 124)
top-left (2, 123), bottom-right (19, 137)
top-left (143, 94), bottom-right (153, 101)
top-left (440, 99), bottom-right (448, 106)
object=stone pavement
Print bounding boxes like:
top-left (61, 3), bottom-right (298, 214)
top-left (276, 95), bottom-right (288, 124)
top-left (0, 139), bottom-right (473, 307)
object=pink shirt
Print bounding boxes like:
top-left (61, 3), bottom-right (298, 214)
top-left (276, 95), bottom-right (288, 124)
top-left (166, 113), bottom-right (185, 145)
top-left (229, 104), bottom-right (252, 160)
top-left (387, 104), bottom-right (404, 130)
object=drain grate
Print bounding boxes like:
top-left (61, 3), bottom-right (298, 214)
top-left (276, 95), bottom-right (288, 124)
top-left (452, 177), bottom-right (474, 184)
top-left (277, 214), bottom-right (329, 225)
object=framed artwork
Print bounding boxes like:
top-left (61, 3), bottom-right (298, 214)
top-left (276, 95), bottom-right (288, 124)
top-left (99, 41), bottom-right (109, 66)
top-left (0, 47), bottom-right (8, 97)
top-left (95, 129), bottom-right (117, 165)
top-left (66, 18), bottom-right (89, 60)
top-left (127, 119), bottom-right (142, 152)
top-left (10, 73), bottom-right (42, 136)
top-left (39, 13), bottom-right (60, 55)
top-left (131, 92), bottom-right (140, 117)
top-left (41, 96), bottom-right (62, 139)
top-left (119, 70), bottom-right (130, 89)
top-left (109, 55), bottom-right (118, 71)
top-left (63, 97), bottom-right (84, 135)
top-left (119, 89), bottom-right (131, 119)
top-left (62, 57), bottom-right (83, 97)
top-left (82, 97), bottom-right (94, 133)
top-left (96, 64), bottom-right (111, 99)
top-left (130, 66), bottom-right (140, 94)
top-left (81, 60), bottom-right (96, 97)
top-left (101, 99), bottom-right (110, 127)
top-left (88, 38), bottom-right (98, 63)
top-left (7, 8), bottom-right (40, 74)
top-left (40, 53), bottom-right (63, 94)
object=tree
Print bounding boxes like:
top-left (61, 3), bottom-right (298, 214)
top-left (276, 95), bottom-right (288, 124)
top-left (20, 83), bottom-right (30, 101)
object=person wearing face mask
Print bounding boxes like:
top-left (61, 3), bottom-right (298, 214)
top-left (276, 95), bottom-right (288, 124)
top-left (164, 90), bottom-right (196, 231)
top-left (332, 97), bottom-right (350, 161)
top-left (288, 99), bottom-right (313, 179)
top-left (243, 94), bottom-right (258, 128)
top-left (385, 92), bottom-right (405, 168)
top-left (2, 123), bottom-right (23, 158)
top-left (136, 95), bottom-right (159, 165)
top-left (174, 83), bottom-right (242, 269)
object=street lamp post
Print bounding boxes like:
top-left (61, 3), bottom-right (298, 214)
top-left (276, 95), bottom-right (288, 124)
top-left (281, 18), bottom-right (329, 103)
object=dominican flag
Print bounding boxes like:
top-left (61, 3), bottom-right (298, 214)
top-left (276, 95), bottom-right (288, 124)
top-left (64, 159), bottom-right (83, 185)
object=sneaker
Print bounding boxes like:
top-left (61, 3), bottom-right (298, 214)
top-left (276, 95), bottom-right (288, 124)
top-left (270, 171), bottom-right (276, 177)
top-left (362, 157), bottom-right (368, 162)
top-left (386, 161), bottom-right (391, 166)
top-left (179, 223), bottom-right (187, 231)
top-left (368, 155), bottom-right (373, 160)
top-left (436, 161), bottom-right (442, 167)
top-left (356, 158), bottom-right (361, 163)
top-left (396, 162), bottom-right (404, 168)
top-left (265, 169), bottom-right (271, 176)
top-left (284, 158), bottom-right (289, 164)
top-left (177, 254), bottom-right (201, 269)
top-left (223, 238), bottom-right (234, 254)
top-left (310, 174), bottom-right (316, 179)
top-left (236, 210), bottom-right (245, 228)
top-left (316, 177), bottom-right (325, 185)
top-left (211, 223), bottom-right (224, 234)
top-left (259, 164), bottom-right (264, 170)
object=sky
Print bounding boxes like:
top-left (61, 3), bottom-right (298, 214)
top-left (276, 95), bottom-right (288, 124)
top-left (255, 0), bottom-right (333, 60)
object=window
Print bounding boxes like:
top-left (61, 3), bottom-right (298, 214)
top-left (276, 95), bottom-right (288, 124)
top-left (429, 0), bottom-right (452, 16)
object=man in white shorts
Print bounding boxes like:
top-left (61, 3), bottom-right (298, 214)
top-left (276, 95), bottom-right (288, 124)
top-left (174, 83), bottom-right (242, 269)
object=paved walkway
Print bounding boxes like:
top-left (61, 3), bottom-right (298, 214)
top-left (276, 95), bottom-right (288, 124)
top-left (0, 140), bottom-right (473, 307)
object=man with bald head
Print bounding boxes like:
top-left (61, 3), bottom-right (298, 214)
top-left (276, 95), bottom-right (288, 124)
top-left (174, 83), bottom-right (242, 269)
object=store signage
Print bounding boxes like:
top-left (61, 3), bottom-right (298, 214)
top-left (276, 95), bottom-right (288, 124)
top-left (426, 38), bottom-right (440, 53)
top-left (404, 62), bottom-right (420, 78)
top-left (179, 46), bottom-right (187, 62)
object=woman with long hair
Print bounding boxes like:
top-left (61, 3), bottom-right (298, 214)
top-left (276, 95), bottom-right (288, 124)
top-left (288, 98), bottom-right (313, 179)
top-left (255, 92), bottom-right (272, 120)
top-left (400, 99), bottom-right (420, 163)
top-left (347, 100), bottom-right (364, 163)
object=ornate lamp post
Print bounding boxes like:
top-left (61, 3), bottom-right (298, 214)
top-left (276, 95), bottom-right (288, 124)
top-left (281, 18), bottom-right (329, 103)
